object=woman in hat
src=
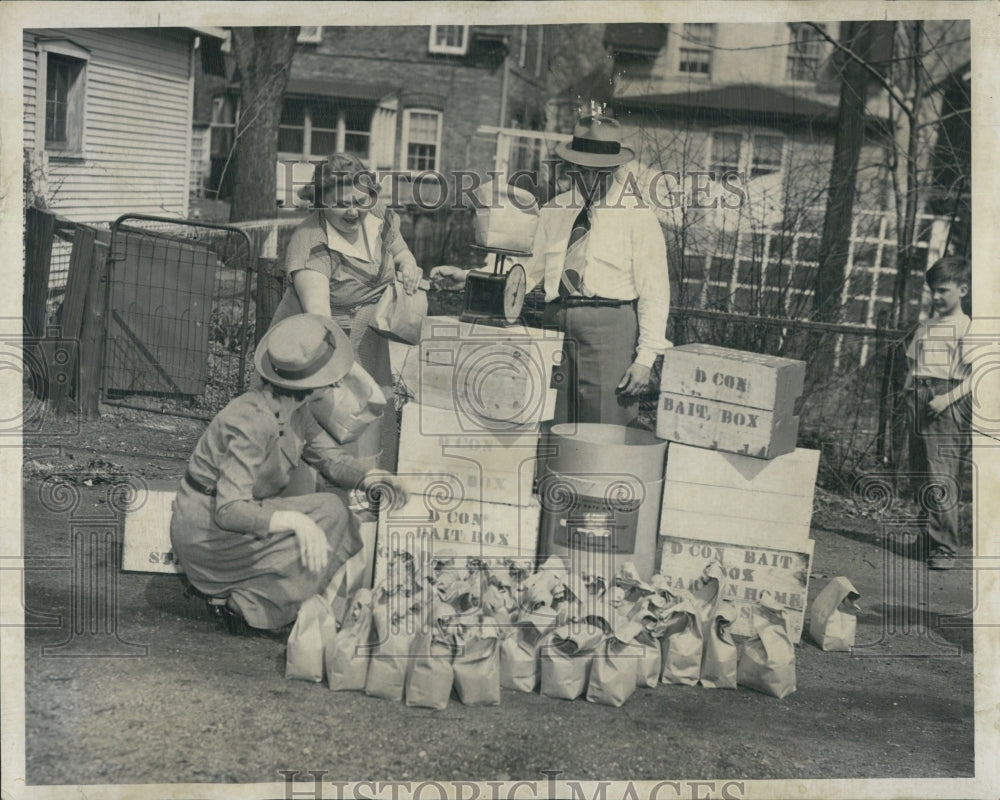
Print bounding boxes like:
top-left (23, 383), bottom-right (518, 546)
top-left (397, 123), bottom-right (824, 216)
top-left (170, 314), bottom-right (408, 634)
top-left (269, 153), bottom-right (423, 472)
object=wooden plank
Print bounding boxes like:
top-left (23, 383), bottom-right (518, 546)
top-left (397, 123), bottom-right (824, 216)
top-left (664, 443), bottom-right (820, 497)
top-left (660, 343), bottom-right (805, 413)
top-left (660, 483), bottom-right (814, 530)
top-left (50, 226), bottom-right (97, 413)
top-left (23, 207), bottom-right (56, 338)
top-left (656, 392), bottom-right (799, 459)
top-left (658, 508), bottom-right (811, 551)
top-left (122, 483), bottom-right (183, 574)
top-left (78, 241), bottom-right (108, 418)
top-left (374, 495), bottom-right (541, 588)
top-left (396, 404), bottom-right (540, 506)
top-left (658, 534), bottom-right (814, 643)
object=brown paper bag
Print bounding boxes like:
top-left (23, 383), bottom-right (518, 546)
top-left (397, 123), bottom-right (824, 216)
top-left (369, 280), bottom-right (429, 345)
top-left (472, 179), bottom-right (540, 252)
top-left (809, 577), bottom-right (861, 652)
top-left (700, 600), bottom-right (738, 690)
top-left (635, 630), bottom-right (661, 689)
top-left (404, 618), bottom-right (455, 710)
top-left (326, 589), bottom-right (376, 691)
top-left (286, 595), bottom-right (337, 682)
top-left (451, 616), bottom-right (502, 706)
top-left (587, 619), bottom-right (645, 707)
top-left (539, 622), bottom-right (605, 700)
top-left (500, 607), bottom-right (559, 693)
top-left (365, 592), bottom-right (420, 702)
top-left (738, 603), bottom-right (797, 698)
top-left (659, 601), bottom-right (703, 686)
top-left (307, 362), bottom-right (387, 445)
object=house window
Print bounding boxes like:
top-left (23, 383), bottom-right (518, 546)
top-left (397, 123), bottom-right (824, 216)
top-left (710, 130), bottom-right (785, 179)
top-left (428, 25), bottom-right (469, 55)
top-left (37, 40), bottom-right (89, 155)
top-left (297, 26), bottom-right (323, 44)
top-left (678, 23), bottom-right (714, 76)
top-left (402, 109), bottom-right (442, 171)
top-left (278, 99), bottom-right (373, 160)
top-left (210, 95), bottom-right (237, 158)
top-left (786, 22), bottom-right (826, 81)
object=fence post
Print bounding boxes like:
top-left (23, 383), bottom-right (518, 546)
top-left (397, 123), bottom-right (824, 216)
top-left (875, 309), bottom-right (891, 464)
top-left (78, 236), bottom-right (109, 419)
top-left (24, 207), bottom-right (56, 338)
top-left (50, 225), bottom-right (97, 414)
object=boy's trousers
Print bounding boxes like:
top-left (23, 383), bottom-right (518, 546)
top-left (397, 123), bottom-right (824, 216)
top-left (907, 377), bottom-right (971, 553)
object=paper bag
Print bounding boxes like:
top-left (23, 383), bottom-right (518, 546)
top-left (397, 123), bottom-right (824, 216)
top-left (738, 603), bottom-right (797, 698)
top-left (369, 280), bottom-right (428, 345)
top-left (587, 619), bottom-right (645, 707)
top-left (286, 595), bottom-right (337, 683)
top-left (700, 601), bottom-right (738, 690)
top-left (500, 607), bottom-right (559, 693)
top-left (659, 601), bottom-right (703, 686)
top-left (365, 594), bottom-right (420, 702)
top-left (472, 179), bottom-right (539, 253)
top-left (404, 618), bottom-right (455, 710)
top-left (307, 362), bottom-right (387, 445)
top-left (635, 630), bottom-right (661, 689)
top-left (326, 589), bottom-right (376, 691)
top-left (451, 616), bottom-right (502, 706)
top-left (539, 622), bottom-right (605, 700)
top-left (809, 577), bottom-right (861, 652)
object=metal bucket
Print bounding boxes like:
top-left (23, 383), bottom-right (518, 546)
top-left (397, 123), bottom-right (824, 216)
top-left (538, 424), bottom-right (667, 581)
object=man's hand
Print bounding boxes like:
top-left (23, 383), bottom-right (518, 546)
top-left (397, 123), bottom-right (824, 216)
top-left (617, 362), bottom-right (653, 396)
top-left (429, 265), bottom-right (469, 291)
top-left (927, 393), bottom-right (952, 417)
top-left (396, 259), bottom-right (423, 294)
top-left (269, 510), bottom-right (331, 574)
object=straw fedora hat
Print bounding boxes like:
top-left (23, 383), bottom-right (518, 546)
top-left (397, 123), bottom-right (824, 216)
top-left (555, 115), bottom-right (634, 168)
top-left (254, 314), bottom-right (354, 390)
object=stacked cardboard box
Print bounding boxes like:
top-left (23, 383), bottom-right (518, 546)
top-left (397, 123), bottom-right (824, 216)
top-left (655, 345), bottom-right (817, 642)
top-left (376, 316), bottom-right (563, 583)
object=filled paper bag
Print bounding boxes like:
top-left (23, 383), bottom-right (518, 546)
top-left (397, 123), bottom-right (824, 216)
top-left (540, 622), bottom-right (606, 700)
top-left (700, 601), bottom-right (738, 690)
top-left (738, 603), bottom-right (797, 698)
top-left (326, 589), bottom-right (376, 691)
top-left (369, 279), bottom-right (429, 345)
top-left (365, 594), bottom-right (421, 702)
top-left (472, 179), bottom-right (540, 252)
top-left (635, 630), bottom-right (661, 689)
top-left (286, 594), bottom-right (337, 683)
top-left (404, 618), bottom-right (455, 710)
top-left (659, 600), bottom-right (703, 686)
top-left (587, 619), bottom-right (645, 708)
top-left (809, 577), bottom-right (861, 652)
top-left (451, 616), bottom-right (502, 706)
top-left (500, 607), bottom-right (559, 693)
top-left (307, 362), bottom-right (387, 445)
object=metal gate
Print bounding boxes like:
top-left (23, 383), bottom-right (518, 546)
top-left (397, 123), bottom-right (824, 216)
top-left (102, 214), bottom-right (256, 420)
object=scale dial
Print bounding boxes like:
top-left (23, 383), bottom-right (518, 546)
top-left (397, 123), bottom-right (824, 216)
top-left (503, 264), bottom-right (527, 324)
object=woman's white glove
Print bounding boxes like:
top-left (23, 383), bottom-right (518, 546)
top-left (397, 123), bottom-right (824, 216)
top-left (269, 510), bottom-right (331, 574)
top-left (360, 469), bottom-right (409, 510)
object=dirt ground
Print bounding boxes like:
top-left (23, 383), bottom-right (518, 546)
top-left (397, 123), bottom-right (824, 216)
top-left (16, 401), bottom-right (976, 788)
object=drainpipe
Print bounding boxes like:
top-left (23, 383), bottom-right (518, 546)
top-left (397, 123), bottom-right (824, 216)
top-left (498, 40), bottom-right (510, 128)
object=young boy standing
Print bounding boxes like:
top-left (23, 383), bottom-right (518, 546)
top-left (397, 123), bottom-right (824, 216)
top-left (904, 256), bottom-right (973, 570)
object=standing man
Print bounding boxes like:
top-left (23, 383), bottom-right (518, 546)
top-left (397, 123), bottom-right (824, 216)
top-left (525, 114), bottom-right (671, 426)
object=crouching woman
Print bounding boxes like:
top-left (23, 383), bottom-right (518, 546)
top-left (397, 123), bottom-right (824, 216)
top-left (170, 313), bottom-right (406, 633)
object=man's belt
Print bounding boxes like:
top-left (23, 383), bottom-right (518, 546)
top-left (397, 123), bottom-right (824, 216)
top-left (185, 471), bottom-right (217, 497)
top-left (552, 296), bottom-right (636, 309)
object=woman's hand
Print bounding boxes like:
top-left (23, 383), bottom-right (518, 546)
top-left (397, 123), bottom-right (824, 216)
top-left (396, 259), bottom-right (423, 295)
top-left (360, 469), bottom-right (409, 510)
top-left (429, 265), bottom-right (469, 291)
top-left (269, 509), bottom-right (331, 574)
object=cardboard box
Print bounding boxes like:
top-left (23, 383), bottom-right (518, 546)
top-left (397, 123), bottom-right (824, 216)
top-left (657, 344), bottom-right (805, 459)
top-left (396, 404), bottom-right (540, 506)
top-left (658, 533), bottom-right (814, 642)
top-left (122, 483), bottom-right (184, 574)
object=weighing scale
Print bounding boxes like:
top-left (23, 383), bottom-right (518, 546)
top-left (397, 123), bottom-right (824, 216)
top-left (460, 245), bottom-right (530, 326)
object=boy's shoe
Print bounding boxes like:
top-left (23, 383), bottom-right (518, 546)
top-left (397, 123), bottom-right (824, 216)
top-left (927, 548), bottom-right (956, 570)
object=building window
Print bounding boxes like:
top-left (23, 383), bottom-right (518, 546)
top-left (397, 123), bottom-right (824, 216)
top-left (677, 23), bottom-right (714, 76)
top-left (37, 39), bottom-right (89, 155)
top-left (210, 94), bottom-right (237, 158)
top-left (710, 130), bottom-right (785, 179)
top-left (428, 25), bottom-right (469, 55)
top-left (279, 98), bottom-right (373, 160)
top-left (297, 26), bottom-right (323, 44)
top-left (786, 22), bottom-right (826, 81)
top-left (402, 109), bottom-right (442, 171)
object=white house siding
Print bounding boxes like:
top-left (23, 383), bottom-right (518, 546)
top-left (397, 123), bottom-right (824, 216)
top-left (23, 27), bottom-right (195, 224)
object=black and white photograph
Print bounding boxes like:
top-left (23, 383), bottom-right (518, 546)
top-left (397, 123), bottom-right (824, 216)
top-left (2, 2), bottom-right (998, 799)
